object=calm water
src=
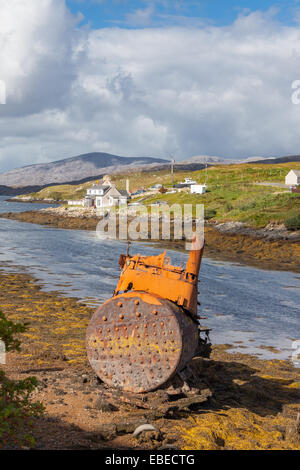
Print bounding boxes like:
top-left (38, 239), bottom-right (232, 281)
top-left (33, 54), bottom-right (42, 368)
top-left (0, 196), bottom-right (299, 361)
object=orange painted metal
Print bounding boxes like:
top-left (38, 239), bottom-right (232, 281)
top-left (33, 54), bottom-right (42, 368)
top-left (114, 238), bottom-right (204, 317)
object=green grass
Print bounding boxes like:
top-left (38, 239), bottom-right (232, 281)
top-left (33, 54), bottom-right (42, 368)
top-left (19, 162), bottom-right (300, 228)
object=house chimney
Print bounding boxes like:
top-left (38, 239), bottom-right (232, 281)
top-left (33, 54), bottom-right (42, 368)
top-left (126, 179), bottom-right (130, 193)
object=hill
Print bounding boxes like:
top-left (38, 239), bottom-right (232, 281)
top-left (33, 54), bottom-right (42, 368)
top-left (250, 155), bottom-right (300, 164)
top-left (0, 152), bottom-right (168, 188)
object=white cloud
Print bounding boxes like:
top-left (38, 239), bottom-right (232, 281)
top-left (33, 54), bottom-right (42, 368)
top-left (1, 2), bottom-right (300, 171)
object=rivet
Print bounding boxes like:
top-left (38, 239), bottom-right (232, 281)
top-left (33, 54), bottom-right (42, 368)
top-left (115, 327), bottom-right (119, 331)
top-left (134, 299), bottom-right (139, 305)
top-left (135, 325), bottom-right (139, 329)
top-left (160, 321), bottom-right (164, 327)
top-left (152, 310), bottom-right (158, 315)
top-left (123, 326), bottom-right (127, 330)
top-left (102, 316), bottom-right (107, 321)
top-left (107, 328), bottom-right (110, 332)
top-left (136, 312), bottom-right (141, 318)
top-left (119, 314), bottom-right (124, 320)
top-left (152, 323), bottom-right (156, 327)
top-left (118, 302), bottom-right (123, 307)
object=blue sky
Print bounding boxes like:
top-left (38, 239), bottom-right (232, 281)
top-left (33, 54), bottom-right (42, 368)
top-left (66, 0), bottom-right (300, 28)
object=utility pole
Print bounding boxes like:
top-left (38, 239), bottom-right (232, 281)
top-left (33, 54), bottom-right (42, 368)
top-left (171, 157), bottom-right (175, 187)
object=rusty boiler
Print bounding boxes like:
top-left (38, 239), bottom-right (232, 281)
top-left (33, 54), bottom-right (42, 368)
top-left (86, 237), bottom-right (210, 393)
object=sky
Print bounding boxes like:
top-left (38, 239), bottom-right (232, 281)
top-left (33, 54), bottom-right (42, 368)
top-left (66, 0), bottom-right (300, 29)
top-left (1, 0), bottom-right (300, 171)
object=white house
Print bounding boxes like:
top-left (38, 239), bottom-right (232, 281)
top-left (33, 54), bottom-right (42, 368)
top-left (191, 184), bottom-right (207, 194)
top-left (285, 170), bottom-right (300, 186)
top-left (95, 184), bottom-right (129, 208)
top-left (84, 178), bottom-right (130, 208)
top-left (84, 182), bottom-right (111, 207)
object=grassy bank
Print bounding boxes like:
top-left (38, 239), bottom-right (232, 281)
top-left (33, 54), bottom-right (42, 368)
top-left (18, 162), bottom-right (300, 229)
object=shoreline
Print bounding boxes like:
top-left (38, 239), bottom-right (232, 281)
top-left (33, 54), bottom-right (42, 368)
top-left (1, 208), bottom-right (300, 273)
top-left (0, 267), bottom-right (299, 450)
top-left (6, 197), bottom-right (64, 204)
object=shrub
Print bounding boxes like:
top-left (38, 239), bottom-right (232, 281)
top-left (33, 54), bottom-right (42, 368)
top-left (204, 208), bottom-right (217, 220)
top-left (285, 215), bottom-right (300, 230)
top-left (49, 192), bottom-right (61, 201)
top-left (0, 311), bottom-right (43, 448)
top-left (224, 202), bottom-right (233, 212)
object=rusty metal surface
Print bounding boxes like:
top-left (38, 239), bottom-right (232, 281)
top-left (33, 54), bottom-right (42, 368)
top-left (86, 292), bottom-right (199, 393)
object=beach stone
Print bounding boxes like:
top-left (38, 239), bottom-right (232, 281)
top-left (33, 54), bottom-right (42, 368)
top-left (116, 417), bottom-right (148, 434)
top-left (98, 423), bottom-right (117, 440)
top-left (94, 397), bottom-right (118, 412)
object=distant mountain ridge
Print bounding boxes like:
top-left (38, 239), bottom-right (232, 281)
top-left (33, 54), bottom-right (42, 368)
top-left (179, 154), bottom-right (300, 165)
top-left (0, 152), bottom-right (168, 187)
top-left (0, 151), bottom-right (299, 192)
top-left (247, 155), bottom-right (300, 164)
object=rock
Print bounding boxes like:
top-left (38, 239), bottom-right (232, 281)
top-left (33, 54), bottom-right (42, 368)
top-left (94, 397), bottom-right (118, 412)
top-left (133, 424), bottom-right (157, 438)
top-left (137, 431), bottom-right (162, 446)
top-left (98, 423), bottom-right (117, 440)
top-left (116, 417), bottom-right (148, 434)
